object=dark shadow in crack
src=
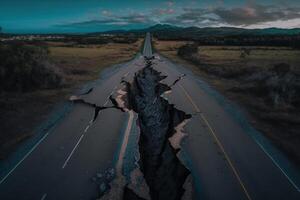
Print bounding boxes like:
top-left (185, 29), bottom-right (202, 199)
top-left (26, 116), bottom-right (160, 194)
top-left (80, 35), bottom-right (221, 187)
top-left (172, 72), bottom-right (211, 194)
top-left (81, 87), bottom-right (94, 95)
top-left (69, 95), bottom-right (125, 122)
top-left (170, 74), bottom-right (186, 88)
top-left (122, 60), bottom-right (192, 200)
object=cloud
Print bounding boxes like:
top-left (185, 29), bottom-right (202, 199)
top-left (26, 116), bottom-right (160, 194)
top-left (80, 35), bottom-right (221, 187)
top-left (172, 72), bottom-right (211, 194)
top-left (56, 12), bottom-right (154, 28)
top-left (214, 3), bottom-right (300, 26)
top-left (56, 19), bottom-right (121, 27)
top-left (151, 1), bottom-right (175, 16)
top-left (166, 1), bottom-right (174, 7)
top-left (101, 10), bottom-right (112, 17)
top-left (152, 8), bottom-right (175, 16)
top-left (119, 13), bottom-right (153, 24)
top-left (56, 2), bottom-right (300, 29)
top-left (163, 8), bottom-right (220, 27)
top-left (162, 2), bottom-right (300, 27)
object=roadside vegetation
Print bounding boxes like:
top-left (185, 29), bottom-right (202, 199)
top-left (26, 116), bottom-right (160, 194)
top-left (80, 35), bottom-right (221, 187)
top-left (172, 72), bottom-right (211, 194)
top-left (0, 43), bottom-right (63, 92)
top-left (0, 37), bottom-right (142, 160)
top-left (150, 25), bottom-right (300, 49)
top-left (154, 40), bottom-right (300, 165)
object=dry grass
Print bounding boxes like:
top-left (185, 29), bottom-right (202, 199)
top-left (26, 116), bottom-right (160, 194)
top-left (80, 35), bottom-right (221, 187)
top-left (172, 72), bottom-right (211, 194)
top-left (155, 40), bottom-right (300, 69)
top-left (153, 40), bottom-right (189, 52)
top-left (49, 40), bottom-right (142, 84)
top-left (0, 40), bottom-right (142, 160)
top-left (154, 39), bottom-right (300, 165)
top-left (197, 46), bottom-right (300, 69)
top-left (153, 40), bottom-right (193, 68)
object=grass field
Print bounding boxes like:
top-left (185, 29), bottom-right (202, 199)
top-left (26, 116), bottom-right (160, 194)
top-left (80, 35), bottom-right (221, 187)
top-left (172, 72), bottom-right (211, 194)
top-left (196, 46), bottom-right (300, 69)
top-left (49, 41), bottom-right (142, 84)
top-left (0, 40), bottom-right (142, 160)
top-left (154, 40), bottom-right (300, 166)
top-left (154, 40), bottom-right (300, 69)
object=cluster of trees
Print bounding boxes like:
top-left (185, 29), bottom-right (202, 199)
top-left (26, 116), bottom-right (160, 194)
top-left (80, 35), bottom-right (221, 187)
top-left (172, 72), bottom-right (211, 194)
top-left (51, 34), bottom-right (139, 45)
top-left (196, 35), bottom-right (300, 48)
top-left (177, 43), bottom-right (198, 59)
top-left (155, 33), bottom-right (300, 48)
top-left (176, 43), bottom-right (259, 78)
top-left (0, 43), bottom-right (63, 92)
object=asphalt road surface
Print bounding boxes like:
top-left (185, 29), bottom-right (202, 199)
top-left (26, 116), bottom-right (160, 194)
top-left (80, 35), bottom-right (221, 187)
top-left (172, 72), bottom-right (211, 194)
top-left (0, 33), bottom-right (299, 200)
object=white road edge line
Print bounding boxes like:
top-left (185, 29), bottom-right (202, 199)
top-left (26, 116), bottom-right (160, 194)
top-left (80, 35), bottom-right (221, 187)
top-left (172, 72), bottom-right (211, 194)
top-left (0, 86), bottom-right (124, 184)
top-left (179, 84), bottom-right (300, 192)
top-left (41, 193), bottom-right (47, 200)
top-left (84, 125), bottom-right (90, 133)
top-left (62, 89), bottom-right (118, 169)
top-left (0, 131), bottom-right (50, 185)
top-left (255, 141), bottom-right (300, 192)
top-left (62, 134), bottom-right (85, 169)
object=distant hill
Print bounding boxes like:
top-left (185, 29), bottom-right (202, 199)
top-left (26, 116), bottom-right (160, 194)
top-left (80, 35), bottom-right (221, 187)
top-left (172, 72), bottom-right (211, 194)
top-left (97, 24), bottom-right (300, 47)
top-left (99, 24), bottom-right (300, 38)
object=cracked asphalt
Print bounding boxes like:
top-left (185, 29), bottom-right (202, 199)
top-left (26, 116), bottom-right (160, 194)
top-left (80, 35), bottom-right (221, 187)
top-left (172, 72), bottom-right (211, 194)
top-left (0, 33), bottom-right (299, 200)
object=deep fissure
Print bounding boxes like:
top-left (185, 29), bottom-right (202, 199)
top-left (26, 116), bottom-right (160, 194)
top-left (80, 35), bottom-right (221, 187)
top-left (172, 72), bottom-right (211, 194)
top-left (122, 58), bottom-right (192, 200)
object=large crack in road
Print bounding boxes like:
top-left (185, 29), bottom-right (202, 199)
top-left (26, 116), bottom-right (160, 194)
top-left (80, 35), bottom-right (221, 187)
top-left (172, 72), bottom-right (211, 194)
top-left (123, 59), bottom-right (192, 200)
top-left (90, 57), bottom-right (193, 200)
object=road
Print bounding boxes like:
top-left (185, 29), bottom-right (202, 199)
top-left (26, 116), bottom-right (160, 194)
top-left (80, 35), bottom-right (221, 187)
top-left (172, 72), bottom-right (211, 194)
top-left (0, 33), bottom-right (299, 200)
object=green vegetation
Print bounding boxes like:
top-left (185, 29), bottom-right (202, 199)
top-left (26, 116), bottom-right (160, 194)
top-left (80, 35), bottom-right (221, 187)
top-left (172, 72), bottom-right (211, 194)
top-left (0, 39), bottom-right (142, 160)
top-left (78, 25), bottom-right (300, 48)
top-left (0, 43), bottom-right (63, 92)
top-left (144, 25), bottom-right (300, 48)
top-left (177, 43), bottom-right (198, 59)
top-left (45, 34), bottom-right (139, 45)
top-left (155, 40), bottom-right (300, 165)
top-left (176, 43), bottom-right (300, 108)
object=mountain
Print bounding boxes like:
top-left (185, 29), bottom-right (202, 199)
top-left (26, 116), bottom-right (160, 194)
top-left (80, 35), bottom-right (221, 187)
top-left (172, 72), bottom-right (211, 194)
top-left (99, 24), bottom-right (300, 37)
top-left (145, 24), bottom-right (181, 32)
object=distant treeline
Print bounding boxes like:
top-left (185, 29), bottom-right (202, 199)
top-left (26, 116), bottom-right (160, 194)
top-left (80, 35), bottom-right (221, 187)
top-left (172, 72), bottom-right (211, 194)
top-left (97, 24), bottom-right (300, 48)
top-left (0, 34), bottom-right (139, 45)
top-left (153, 33), bottom-right (300, 48)
top-left (60, 34), bottom-right (138, 44)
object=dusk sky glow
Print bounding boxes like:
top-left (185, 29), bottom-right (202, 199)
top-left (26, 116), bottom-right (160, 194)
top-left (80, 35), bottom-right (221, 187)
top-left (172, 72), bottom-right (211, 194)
top-left (0, 0), bottom-right (300, 33)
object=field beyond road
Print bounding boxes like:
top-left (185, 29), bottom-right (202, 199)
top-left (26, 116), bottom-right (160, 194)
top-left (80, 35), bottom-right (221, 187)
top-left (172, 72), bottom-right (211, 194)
top-left (0, 40), bottom-right (142, 160)
top-left (154, 39), bottom-right (300, 166)
top-left (49, 41), bottom-right (142, 83)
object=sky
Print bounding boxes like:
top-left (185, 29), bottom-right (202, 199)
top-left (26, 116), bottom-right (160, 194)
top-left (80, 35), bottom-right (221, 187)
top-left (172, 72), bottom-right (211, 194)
top-left (0, 0), bottom-right (300, 33)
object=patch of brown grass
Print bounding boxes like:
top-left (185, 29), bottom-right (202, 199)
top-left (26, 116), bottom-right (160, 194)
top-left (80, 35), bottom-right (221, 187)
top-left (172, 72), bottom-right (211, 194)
top-left (154, 39), bottom-right (300, 166)
top-left (196, 46), bottom-right (300, 69)
top-left (49, 40), bottom-right (142, 84)
top-left (0, 40), bottom-right (142, 160)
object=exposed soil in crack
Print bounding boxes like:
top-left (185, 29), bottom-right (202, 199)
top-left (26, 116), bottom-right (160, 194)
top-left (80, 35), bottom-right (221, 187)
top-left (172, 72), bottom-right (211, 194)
top-left (122, 59), bottom-right (192, 200)
top-left (97, 58), bottom-right (193, 200)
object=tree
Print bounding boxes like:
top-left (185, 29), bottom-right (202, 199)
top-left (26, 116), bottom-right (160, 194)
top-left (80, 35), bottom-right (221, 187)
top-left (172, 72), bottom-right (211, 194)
top-left (240, 48), bottom-right (251, 59)
top-left (177, 43), bottom-right (198, 59)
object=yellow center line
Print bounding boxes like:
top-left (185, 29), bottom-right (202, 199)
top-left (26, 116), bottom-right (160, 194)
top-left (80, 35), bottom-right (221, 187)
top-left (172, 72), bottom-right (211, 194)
top-left (179, 84), bottom-right (252, 200)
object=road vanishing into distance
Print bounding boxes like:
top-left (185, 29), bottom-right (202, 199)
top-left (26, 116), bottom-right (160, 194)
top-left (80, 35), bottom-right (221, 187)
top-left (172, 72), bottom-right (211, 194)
top-left (0, 33), bottom-right (299, 200)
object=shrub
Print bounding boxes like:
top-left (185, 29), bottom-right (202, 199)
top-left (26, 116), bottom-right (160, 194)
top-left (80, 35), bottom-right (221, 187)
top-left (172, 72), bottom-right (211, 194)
top-left (0, 43), bottom-right (63, 92)
top-left (177, 43), bottom-right (198, 59)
